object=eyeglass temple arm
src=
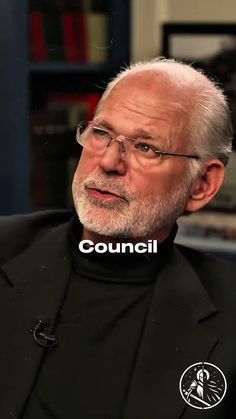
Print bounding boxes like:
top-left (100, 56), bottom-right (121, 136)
top-left (155, 150), bottom-right (201, 160)
top-left (106, 135), bottom-right (200, 160)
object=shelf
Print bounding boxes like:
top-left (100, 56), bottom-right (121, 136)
top-left (30, 62), bottom-right (112, 74)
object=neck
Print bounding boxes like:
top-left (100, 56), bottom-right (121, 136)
top-left (81, 225), bottom-right (174, 245)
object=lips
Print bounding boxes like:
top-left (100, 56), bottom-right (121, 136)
top-left (93, 188), bottom-right (121, 197)
top-left (85, 186), bottom-right (127, 201)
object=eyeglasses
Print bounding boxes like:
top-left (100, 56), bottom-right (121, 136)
top-left (76, 121), bottom-right (201, 167)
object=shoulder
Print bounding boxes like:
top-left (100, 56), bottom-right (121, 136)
top-left (176, 243), bottom-right (236, 274)
top-left (0, 209), bottom-right (73, 264)
top-left (176, 243), bottom-right (236, 305)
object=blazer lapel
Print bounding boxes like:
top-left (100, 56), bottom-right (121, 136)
top-left (0, 221), bottom-right (71, 418)
top-left (0, 224), bottom-right (220, 419)
top-left (124, 246), bottom-right (219, 419)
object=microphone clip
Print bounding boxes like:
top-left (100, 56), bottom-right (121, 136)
top-left (31, 319), bottom-right (58, 349)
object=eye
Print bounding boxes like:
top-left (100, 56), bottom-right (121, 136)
top-left (92, 127), bottom-right (110, 138)
top-left (135, 142), bottom-right (158, 158)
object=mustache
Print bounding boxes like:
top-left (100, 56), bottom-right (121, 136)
top-left (80, 175), bottom-right (133, 202)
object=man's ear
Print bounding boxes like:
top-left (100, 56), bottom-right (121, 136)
top-left (185, 159), bottom-right (225, 213)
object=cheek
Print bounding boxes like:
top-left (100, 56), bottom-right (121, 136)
top-left (133, 169), bottom-right (168, 197)
top-left (134, 169), bottom-right (182, 200)
top-left (75, 151), bottom-right (100, 178)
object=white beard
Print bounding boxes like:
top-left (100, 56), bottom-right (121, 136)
top-left (72, 171), bottom-right (192, 239)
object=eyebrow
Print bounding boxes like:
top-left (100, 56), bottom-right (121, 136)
top-left (93, 118), bottom-right (167, 142)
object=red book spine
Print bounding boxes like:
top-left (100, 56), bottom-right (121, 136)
top-left (85, 94), bottom-right (101, 120)
top-left (74, 12), bottom-right (87, 62)
top-left (29, 11), bottom-right (48, 62)
top-left (61, 13), bottom-right (79, 62)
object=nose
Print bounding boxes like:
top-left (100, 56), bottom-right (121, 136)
top-left (108, 137), bottom-right (126, 153)
top-left (98, 138), bottom-right (127, 175)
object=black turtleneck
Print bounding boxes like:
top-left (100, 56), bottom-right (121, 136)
top-left (23, 215), bottom-right (176, 419)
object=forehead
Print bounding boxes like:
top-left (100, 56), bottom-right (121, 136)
top-left (97, 73), bottom-right (191, 136)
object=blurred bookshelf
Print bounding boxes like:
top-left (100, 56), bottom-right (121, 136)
top-left (0, 0), bottom-right (129, 214)
top-left (29, 0), bottom-right (130, 211)
top-left (176, 150), bottom-right (236, 262)
top-left (176, 209), bottom-right (236, 261)
top-left (161, 23), bottom-right (236, 260)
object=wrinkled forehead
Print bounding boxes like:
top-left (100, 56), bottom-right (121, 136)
top-left (98, 72), bottom-right (192, 140)
top-left (105, 70), bottom-right (194, 104)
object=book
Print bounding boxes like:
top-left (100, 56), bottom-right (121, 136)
top-left (29, 0), bottom-right (48, 62)
top-left (43, 0), bottom-right (65, 61)
top-left (57, 0), bottom-right (80, 62)
top-left (84, 93), bottom-right (101, 120)
top-left (74, 11), bottom-right (87, 62)
top-left (68, 0), bottom-right (87, 62)
top-left (85, 12), bottom-right (109, 63)
top-left (47, 92), bottom-right (101, 124)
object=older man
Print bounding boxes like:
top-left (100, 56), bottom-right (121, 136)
top-left (0, 58), bottom-right (235, 419)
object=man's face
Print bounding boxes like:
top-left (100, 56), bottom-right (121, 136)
top-left (72, 74), bottom-right (193, 240)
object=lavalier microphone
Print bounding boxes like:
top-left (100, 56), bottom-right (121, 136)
top-left (31, 318), bottom-right (58, 349)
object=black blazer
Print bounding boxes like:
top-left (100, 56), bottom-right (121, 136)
top-left (0, 210), bottom-right (236, 419)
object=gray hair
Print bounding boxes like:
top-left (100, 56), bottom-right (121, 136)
top-left (97, 57), bottom-right (233, 178)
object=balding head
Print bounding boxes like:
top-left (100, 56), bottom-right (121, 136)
top-left (97, 58), bottom-right (233, 175)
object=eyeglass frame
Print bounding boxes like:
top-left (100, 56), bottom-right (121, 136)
top-left (76, 121), bottom-right (201, 161)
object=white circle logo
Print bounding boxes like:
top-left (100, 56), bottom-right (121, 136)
top-left (179, 362), bottom-right (227, 410)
